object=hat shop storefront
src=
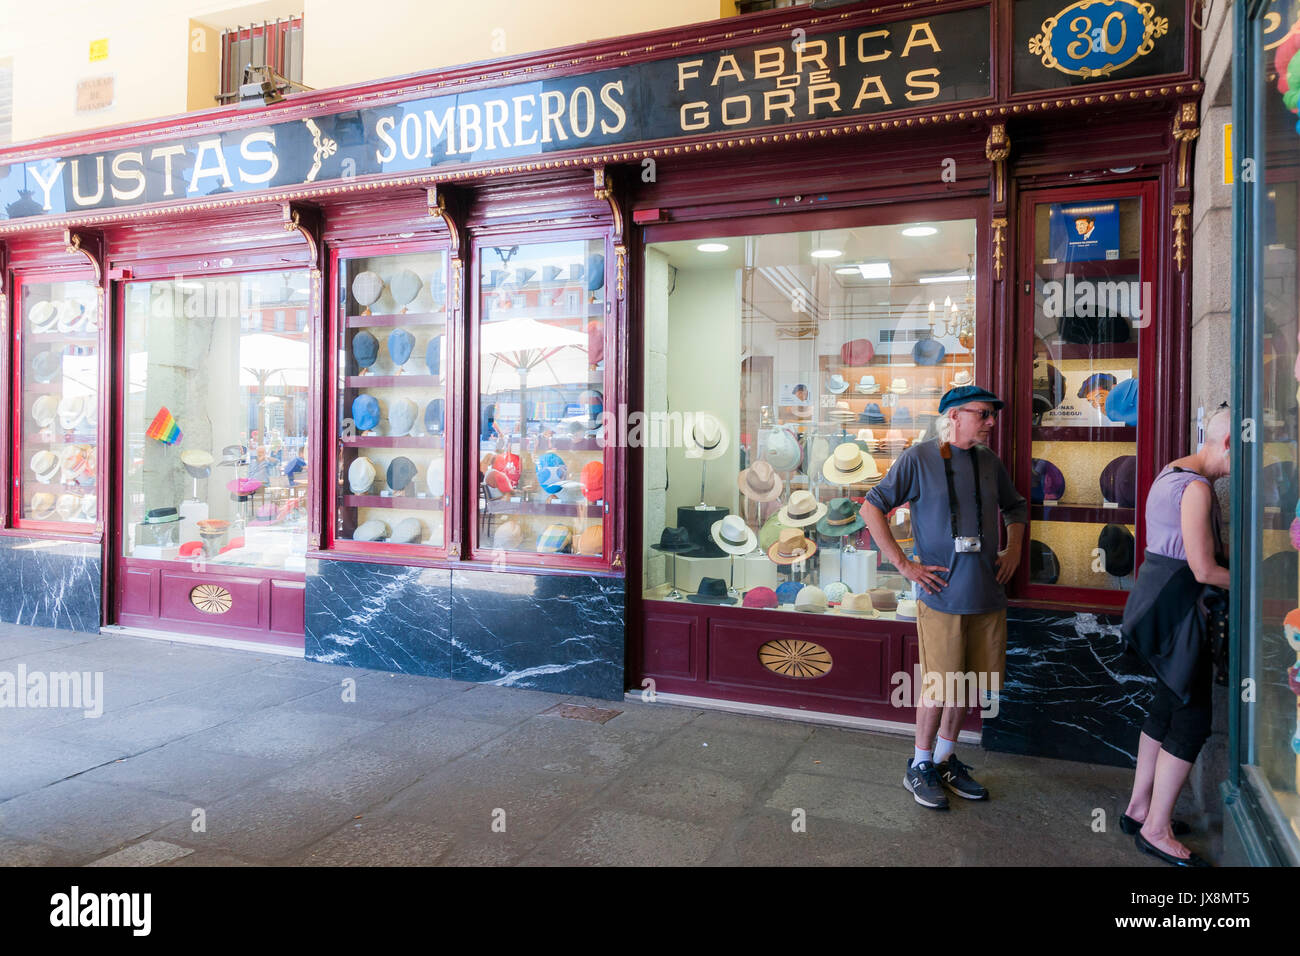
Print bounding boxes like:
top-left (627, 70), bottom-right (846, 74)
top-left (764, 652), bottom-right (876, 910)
top-left (0, 0), bottom-right (1202, 763)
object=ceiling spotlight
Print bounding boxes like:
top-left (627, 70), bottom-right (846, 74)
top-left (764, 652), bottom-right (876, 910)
top-left (811, 248), bottom-right (843, 259)
top-left (901, 226), bottom-right (938, 237)
top-left (697, 243), bottom-right (729, 253)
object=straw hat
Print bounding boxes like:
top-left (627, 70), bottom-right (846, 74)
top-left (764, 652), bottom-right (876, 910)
top-left (30, 450), bottom-right (60, 484)
top-left (685, 412), bottom-right (728, 460)
top-left (769, 527), bottom-right (817, 565)
top-left (821, 442), bottom-right (879, 485)
top-left (30, 492), bottom-right (57, 519)
top-left (738, 460), bottom-right (783, 502)
top-left (711, 514), bottom-right (757, 555)
top-left (794, 585), bottom-right (828, 613)
top-left (32, 395), bottom-right (58, 427)
top-left (838, 592), bottom-right (879, 617)
top-left (777, 490), bottom-right (826, 527)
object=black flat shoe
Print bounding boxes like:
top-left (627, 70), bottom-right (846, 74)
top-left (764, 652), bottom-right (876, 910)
top-left (1121, 813), bottom-right (1190, 836)
top-left (1134, 831), bottom-right (1211, 867)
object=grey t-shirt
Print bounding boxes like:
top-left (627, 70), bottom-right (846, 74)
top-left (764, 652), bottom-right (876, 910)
top-left (864, 439), bottom-right (1028, 615)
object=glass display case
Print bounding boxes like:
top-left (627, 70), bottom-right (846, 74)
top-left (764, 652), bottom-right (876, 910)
top-left (13, 275), bottom-right (101, 531)
top-left (332, 247), bottom-right (450, 554)
top-left (1019, 185), bottom-right (1153, 595)
top-left (472, 236), bottom-right (608, 564)
top-left (641, 214), bottom-right (979, 616)
top-left (121, 272), bottom-right (311, 569)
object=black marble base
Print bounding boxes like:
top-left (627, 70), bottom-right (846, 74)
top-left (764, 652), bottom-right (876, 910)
top-left (982, 607), bottom-right (1154, 768)
top-left (306, 559), bottom-right (625, 700)
top-left (0, 535), bottom-right (102, 633)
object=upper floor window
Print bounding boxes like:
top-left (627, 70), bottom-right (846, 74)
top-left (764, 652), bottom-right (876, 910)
top-left (218, 16), bottom-right (304, 106)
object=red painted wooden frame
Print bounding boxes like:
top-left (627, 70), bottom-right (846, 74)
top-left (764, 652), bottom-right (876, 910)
top-left (1012, 178), bottom-right (1161, 608)
top-left (324, 237), bottom-right (456, 561)
top-left (7, 265), bottom-right (106, 538)
top-left (465, 222), bottom-right (618, 572)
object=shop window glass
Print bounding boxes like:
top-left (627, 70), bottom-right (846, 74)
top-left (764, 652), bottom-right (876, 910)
top-left (15, 278), bottom-right (100, 529)
top-left (122, 272), bottom-right (310, 569)
top-left (334, 250), bottom-right (449, 551)
top-left (642, 220), bottom-right (977, 614)
top-left (474, 238), bottom-right (607, 562)
top-left (1244, 2), bottom-right (1300, 837)
top-left (1027, 196), bottom-right (1144, 592)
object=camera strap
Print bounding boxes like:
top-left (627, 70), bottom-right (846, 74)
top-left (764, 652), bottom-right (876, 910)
top-left (940, 442), bottom-right (984, 542)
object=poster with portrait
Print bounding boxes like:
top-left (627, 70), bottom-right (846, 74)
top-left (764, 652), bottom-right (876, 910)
top-left (1048, 201), bottom-right (1120, 262)
top-left (1037, 365), bottom-right (1134, 427)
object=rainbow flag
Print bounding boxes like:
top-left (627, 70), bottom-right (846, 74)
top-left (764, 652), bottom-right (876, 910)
top-left (146, 407), bottom-right (182, 445)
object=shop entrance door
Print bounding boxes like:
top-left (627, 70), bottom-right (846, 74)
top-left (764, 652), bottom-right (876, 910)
top-left (112, 271), bottom-right (312, 649)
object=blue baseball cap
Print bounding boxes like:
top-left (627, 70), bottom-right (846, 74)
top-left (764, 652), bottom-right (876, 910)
top-left (938, 385), bottom-right (1005, 414)
top-left (1105, 378), bottom-right (1139, 426)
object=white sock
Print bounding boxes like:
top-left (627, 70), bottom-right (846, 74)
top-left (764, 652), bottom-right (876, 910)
top-left (934, 735), bottom-right (956, 764)
top-left (913, 746), bottom-right (933, 766)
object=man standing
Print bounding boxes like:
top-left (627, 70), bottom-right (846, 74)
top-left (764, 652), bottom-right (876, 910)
top-left (862, 385), bottom-right (1027, 809)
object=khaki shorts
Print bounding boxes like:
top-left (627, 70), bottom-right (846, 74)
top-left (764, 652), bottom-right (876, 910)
top-left (915, 602), bottom-right (1007, 706)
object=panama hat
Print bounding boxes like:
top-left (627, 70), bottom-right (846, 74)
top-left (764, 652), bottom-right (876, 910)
top-left (536, 523), bottom-right (574, 554)
top-left (685, 412), bottom-right (728, 460)
top-left (895, 599), bottom-right (919, 620)
top-left (822, 443), bottom-right (878, 485)
top-left (778, 490), bottom-right (827, 527)
top-left (30, 493), bottom-right (57, 519)
top-left (388, 269), bottom-right (423, 311)
top-left (738, 460), bottom-right (783, 502)
top-left (867, 588), bottom-right (898, 611)
top-left (387, 328), bottom-right (415, 367)
top-left (348, 456), bottom-right (377, 495)
top-left (763, 427), bottom-right (802, 471)
top-left (351, 330), bottom-right (379, 370)
top-left (826, 373), bottom-right (850, 394)
top-left (351, 271), bottom-right (384, 311)
top-left (687, 577), bottom-right (737, 605)
top-left (28, 300), bottom-right (57, 331)
top-left (391, 517), bottom-right (424, 544)
top-left (952, 370), bottom-right (973, 387)
top-left (31, 349), bottom-right (61, 383)
top-left (353, 519), bottom-right (389, 542)
top-left (837, 592), bottom-right (879, 617)
top-left (816, 497), bottom-right (865, 537)
top-left (575, 524), bottom-right (604, 557)
top-left (794, 585), bottom-right (829, 613)
top-left (889, 378), bottom-right (911, 395)
top-left (30, 450), bottom-right (60, 484)
top-left (58, 395), bottom-right (87, 430)
top-left (711, 514), bottom-right (757, 555)
top-left (855, 375), bottom-right (880, 394)
top-left (55, 300), bottom-right (86, 334)
top-left (388, 398), bottom-right (418, 437)
top-left (769, 527), bottom-right (817, 565)
top-left (56, 493), bottom-right (82, 521)
top-left (32, 394), bottom-right (58, 427)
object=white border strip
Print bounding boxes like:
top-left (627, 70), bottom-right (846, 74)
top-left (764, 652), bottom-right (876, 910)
top-left (625, 690), bottom-right (982, 745)
top-left (100, 625), bottom-right (304, 659)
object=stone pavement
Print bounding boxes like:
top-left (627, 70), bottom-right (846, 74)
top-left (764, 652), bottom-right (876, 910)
top-left (0, 622), bottom-right (1207, 866)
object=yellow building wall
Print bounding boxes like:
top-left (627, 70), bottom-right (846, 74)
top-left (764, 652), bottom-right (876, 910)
top-left (0, 0), bottom-right (732, 146)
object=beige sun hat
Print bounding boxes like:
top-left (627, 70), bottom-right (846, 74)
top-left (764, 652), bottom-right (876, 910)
top-left (738, 460), bottom-right (783, 502)
top-left (685, 412), bottom-right (728, 461)
top-left (837, 592), bottom-right (879, 617)
top-left (769, 527), bottom-right (817, 565)
top-left (822, 442), bottom-right (880, 485)
top-left (777, 490), bottom-right (826, 527)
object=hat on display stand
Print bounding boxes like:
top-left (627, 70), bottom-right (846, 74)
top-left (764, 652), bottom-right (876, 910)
top-left (762, 426), bottom-right (802, 472)
top-left (688, 577), bottom-right (738, 605)
top-left (951, 370), bottom-right (973, 387)
top-left (770, 527), bottom-right (817, 565)
top-left (739, 460), bottom-right (783, 503)
top-left (817, 497), bottom-right (865, 537)
top-left (821, 442), bottom-right (880, 486)
top-left (351, 271), bottom-right (384, 315)
top-left (685, 411), bottom-right (727, 508)
top-left (353, 519), bottom-right (389, 542)
top-left (778, 491), bottom-right (827, 528)
top-left (855, 375), bottom-right (880, 395)
top-left (388, 270), bottom-right (423, 314)
top-left (826, 374), bottom-right (850, 394)
top-left (775, 580), bottom-right (805, 606)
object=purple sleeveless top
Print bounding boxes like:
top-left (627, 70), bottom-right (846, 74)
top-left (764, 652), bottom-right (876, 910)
top-left (1145, 465), bottom-right (1221, 561)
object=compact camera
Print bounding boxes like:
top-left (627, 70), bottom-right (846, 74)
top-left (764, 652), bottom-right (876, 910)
top-left (954, 536), bottom-right (982, 553)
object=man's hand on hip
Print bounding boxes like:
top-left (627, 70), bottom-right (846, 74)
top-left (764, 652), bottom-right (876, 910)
top-left (900, 558), bottom-right (949, 595)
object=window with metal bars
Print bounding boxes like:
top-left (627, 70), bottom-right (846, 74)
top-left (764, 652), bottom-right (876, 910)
top-left (217, 16), bottom-right (304, 105)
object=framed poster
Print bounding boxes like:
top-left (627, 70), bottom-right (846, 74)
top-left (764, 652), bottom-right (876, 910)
top-left (1048, 201), bottom-right (1121, 262)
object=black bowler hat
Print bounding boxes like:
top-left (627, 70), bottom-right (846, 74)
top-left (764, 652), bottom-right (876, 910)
top-left (1030, 540), bottom-right (1060, 584)
top-left (687, 577), bottom-right (736, 605)
top-left (650, 527), bottom-right (698, 554)
top-left (1098, 524), bottom-right (1135, 578)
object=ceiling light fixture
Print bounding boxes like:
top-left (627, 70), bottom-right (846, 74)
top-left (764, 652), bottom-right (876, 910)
top-left (901, 226), bottom-right (938, 237)
top-left (811, 248), bottom-right (843, 258)
top-left (857, 262), bottom-right (891, 280)
top-left (697, 243), bottom-right (729, 252)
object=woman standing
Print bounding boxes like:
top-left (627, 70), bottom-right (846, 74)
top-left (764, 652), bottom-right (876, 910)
top-left (1120, 405), bottom-right (1232, 867)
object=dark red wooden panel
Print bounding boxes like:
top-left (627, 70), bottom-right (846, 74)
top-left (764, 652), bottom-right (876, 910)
top-left (641, 608), bottom-right (696, 679)
top-left (269, 578), bottom-right (306, 636)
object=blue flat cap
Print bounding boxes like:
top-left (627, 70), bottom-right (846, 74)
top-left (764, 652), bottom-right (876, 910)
top-left (938, 385), bottom-right (1004, 414)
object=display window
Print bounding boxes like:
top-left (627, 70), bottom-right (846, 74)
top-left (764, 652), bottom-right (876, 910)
top-left (330, 246), bottom-right (451, 554)
top-left (121, 272), bottom-right (311, 570)
top-left (1017, 182), bottom-right (1156, 598)
top-left (11, 273), bottom-right (102, 532)
top-left (641, 213), bottom-right (980, 616)
top-left (470, 234), bottom-right (609, 566)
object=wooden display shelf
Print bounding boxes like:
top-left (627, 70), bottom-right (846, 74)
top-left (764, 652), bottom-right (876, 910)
top-left (345, 374), bottom-right (443, 388)
top-left (1033, 426), bottom-right (1136, 442)
top-left (486, 499), bottom-right (604, 517)
top-left (343, 494), bottom-right (443, 510)
top-left (346, 311), bottom-right (446, 328)
top-left (1038, 341), bottom-right (1139, 360)
top-left (1031, 503), bottom-right (1136, 524)
top-left (1035, 258), bottom-right (1140, 278)
top-left (340, 435), bottom-right (445, 449)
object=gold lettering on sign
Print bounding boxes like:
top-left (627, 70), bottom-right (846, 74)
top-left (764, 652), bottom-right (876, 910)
top-left (188, 138), bottom-right (232, 193)
top-left (239, 130), bottom-right (279, 184)
top-left (901, 21), bottom-right (941, 57)
top-left (111, 152), bottom-right (146, 201)
top-left (681, 102), bottom-right (709, 130)
top-left (599, 81), bottom-right (627, 134)
top-left (712, 54), bottom-right (744, 86)
top-left (905, 68), bottom-right (942, 101)
top-left (31, 161), bottom-right (66, 211)
top-left (795, 39), bottom-right (829, 73)
top-left (852, 76), bottom-right (893, 108)
top-left (857, 29), bottom-right (891, 63)
top-left (753, 46), bottom-right (784, 78)
top-left (70, 157), bottom-right (105, 206)
top-left (150, 144), bottom-right (186, 197)
top-left (677, 59), bottom-right (704, 91)
top-left (764, 88), bottom-right (797, 120)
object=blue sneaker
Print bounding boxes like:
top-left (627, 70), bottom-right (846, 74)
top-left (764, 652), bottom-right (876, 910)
top-left (904, 758), bottom-right (949, 809)
top-left (936, 755), bottom-right (989, 800)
